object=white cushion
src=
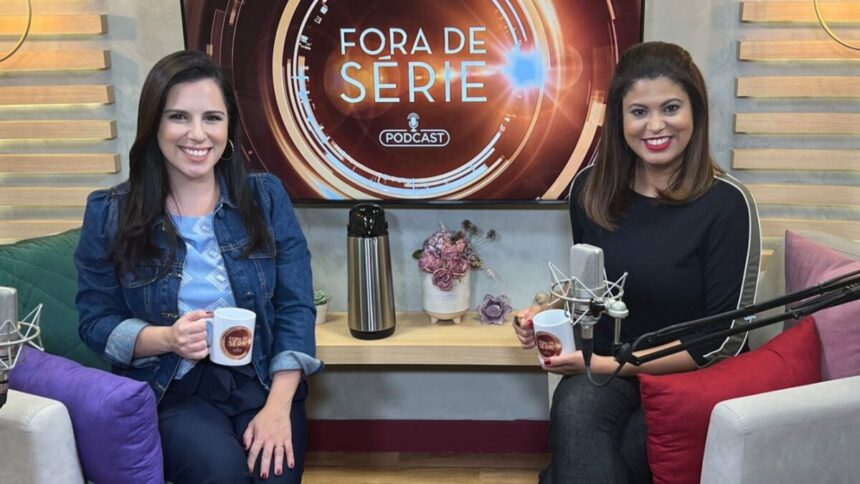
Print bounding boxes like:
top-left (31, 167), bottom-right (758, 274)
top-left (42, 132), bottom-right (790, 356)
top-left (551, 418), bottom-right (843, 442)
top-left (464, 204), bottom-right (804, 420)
top-left (0, 390), bottom-right (84, 484)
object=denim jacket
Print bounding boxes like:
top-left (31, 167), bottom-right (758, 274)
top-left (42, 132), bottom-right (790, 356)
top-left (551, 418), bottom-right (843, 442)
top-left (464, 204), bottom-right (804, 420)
top-left (75, 173), bottom-right (322, 401)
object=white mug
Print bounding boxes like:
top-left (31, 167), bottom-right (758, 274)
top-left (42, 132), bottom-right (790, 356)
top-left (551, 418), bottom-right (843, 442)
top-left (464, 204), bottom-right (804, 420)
top-left (532, 309), bottom-right (576, 364)
top-left (207, 307), bottom-right (256, 366)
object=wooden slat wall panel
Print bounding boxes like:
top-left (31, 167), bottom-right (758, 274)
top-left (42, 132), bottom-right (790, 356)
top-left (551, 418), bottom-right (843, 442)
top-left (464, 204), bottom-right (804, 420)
top-left (733, 149), bottom-right (860, 171)
top-left (0, 187), bottom-right (94, 207)
top-left (761, 250), bottom-right (773, 270)
top-left (0, 85), bottom-right (113, 106)
top-left (0, 5), bottom-right (112, 244)
top-left (739, 40), bottom-right (860, 61)
top-left (735, 113), bottom-right (860, 135)
top-left (735, 3), bottom-right (860, 272)
top-left (737, 76), bottom-right (860, 98)
top-left (0, 220), bottom-right (81, 241)
top-left (0, 120), bottom-right (115, 140)
top-left (741, 1), bottom-right (860, 23)
top-left (749, 184), bottom-right (860, 207)
top-left (0, 154), bottom-right (119, 174)
top-left (0, 50), bottom-right (110, 71)
top-left (761, 218), bottom-right (860, 240)
top-left (0, 14), bottom-right (106, 36)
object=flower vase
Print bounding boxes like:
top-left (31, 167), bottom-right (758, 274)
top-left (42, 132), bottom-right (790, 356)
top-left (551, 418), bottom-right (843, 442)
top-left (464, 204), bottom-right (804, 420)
top-left (422, 271), bottom-right (470, 324)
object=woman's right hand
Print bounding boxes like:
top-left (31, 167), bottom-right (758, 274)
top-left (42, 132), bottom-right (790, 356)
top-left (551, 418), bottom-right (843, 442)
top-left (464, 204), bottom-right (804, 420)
top-left (170, 310), bottom-right (212, 360)
top-left (513, 304), bottom-right (544, 349)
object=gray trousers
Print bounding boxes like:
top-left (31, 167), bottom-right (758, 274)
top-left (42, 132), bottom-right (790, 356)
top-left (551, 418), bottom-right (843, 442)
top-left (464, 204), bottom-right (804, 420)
top-left (539, 374), bottom-right (652, 484)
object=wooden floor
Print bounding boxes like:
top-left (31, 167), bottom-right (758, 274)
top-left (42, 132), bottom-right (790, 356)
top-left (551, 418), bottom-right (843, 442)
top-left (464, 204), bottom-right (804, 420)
top-left (303, 452), bottom-right (548, 483)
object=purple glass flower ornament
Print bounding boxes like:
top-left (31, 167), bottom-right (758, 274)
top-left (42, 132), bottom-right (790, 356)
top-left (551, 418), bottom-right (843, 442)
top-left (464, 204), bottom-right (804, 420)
top-left (478, 294), bottom-right (513, 325)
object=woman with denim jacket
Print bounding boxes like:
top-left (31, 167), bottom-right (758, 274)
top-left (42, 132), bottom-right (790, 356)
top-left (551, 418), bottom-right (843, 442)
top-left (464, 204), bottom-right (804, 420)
top-left (74, 50), bottom-right (321, 483)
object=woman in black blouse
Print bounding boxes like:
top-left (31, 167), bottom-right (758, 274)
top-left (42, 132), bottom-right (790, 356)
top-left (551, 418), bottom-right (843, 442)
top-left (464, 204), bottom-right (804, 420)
top-left (514, 41), bottom-right (760, 483)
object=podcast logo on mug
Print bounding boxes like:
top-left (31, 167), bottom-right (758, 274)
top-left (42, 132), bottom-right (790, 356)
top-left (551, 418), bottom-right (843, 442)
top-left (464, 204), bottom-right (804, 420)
top-left (220, 326), bottom-right (253, 360)
top-left (379, 113), bottom-right (450, 148)
top-left (536, 332), bottom-right (562, 357)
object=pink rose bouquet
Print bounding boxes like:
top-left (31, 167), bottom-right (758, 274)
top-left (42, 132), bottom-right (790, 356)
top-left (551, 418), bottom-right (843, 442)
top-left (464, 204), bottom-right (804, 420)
top-left (414, 220), bottom-right (499, 291)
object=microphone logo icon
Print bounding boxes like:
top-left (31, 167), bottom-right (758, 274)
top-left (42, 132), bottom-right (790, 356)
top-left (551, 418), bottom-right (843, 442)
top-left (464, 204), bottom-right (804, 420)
top-left (407, 112), bottom-right (419, 132)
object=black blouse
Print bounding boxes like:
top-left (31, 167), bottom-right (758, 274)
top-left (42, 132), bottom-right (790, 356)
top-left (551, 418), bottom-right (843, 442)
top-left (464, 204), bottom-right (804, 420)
top-left (568, 166), bottom-right (761, 366)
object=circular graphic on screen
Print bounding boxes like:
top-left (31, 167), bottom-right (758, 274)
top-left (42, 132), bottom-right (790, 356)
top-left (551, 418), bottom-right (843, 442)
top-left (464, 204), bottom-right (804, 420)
top-left (182, 0), bottom-right (642, 201)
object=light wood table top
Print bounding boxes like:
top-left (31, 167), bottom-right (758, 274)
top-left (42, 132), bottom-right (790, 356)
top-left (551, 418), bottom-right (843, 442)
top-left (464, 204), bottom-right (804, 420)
top-left (315, 312), bottom-right (539, 366)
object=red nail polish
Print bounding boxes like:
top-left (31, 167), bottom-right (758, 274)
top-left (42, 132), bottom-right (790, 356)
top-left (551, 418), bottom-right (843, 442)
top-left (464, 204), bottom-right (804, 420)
top-left (543, 358), bottom-right (551, 365)
top-left (526, 319), bottom-right (533, 328)
top-left (276, 470), bottom-right (282, 476)
top-left (262, 472), bottom-right (268, 479)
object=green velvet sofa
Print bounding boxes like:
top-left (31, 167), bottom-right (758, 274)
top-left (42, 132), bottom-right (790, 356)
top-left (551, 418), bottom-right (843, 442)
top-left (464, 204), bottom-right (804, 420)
top-left (0, 229), bottom-right (167, 484)
top-left (0, 228), bottom-right (107, 370)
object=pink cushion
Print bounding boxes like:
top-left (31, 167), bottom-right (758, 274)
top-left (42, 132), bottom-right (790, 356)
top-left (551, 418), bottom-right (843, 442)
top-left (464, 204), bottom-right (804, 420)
top-left (785, 230), bottom-right (860, 380)
top-left (638, 318), bottom-right (821, 484)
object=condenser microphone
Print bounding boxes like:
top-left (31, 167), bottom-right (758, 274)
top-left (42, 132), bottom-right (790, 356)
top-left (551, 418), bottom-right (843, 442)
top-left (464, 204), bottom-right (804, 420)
top-left (569, 244), bottom-right (606, 367)
top-left (0, 287), bottom-right (19, 408)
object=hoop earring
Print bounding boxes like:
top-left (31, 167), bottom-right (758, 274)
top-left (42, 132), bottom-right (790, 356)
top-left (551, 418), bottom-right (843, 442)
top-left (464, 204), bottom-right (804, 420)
top-left (221, 139), bottom-right (235, 161)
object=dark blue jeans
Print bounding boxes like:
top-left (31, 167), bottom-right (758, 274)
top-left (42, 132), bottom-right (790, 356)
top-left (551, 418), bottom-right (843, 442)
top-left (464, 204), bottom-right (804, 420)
top-left (539, 374), bottom-right (651, 484)
top-left (158, 361), bottom-right (308, 484)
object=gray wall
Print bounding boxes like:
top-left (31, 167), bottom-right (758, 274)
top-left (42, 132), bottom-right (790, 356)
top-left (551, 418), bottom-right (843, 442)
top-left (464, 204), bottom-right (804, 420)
top-left (102, 0), bottom-right (857, 421)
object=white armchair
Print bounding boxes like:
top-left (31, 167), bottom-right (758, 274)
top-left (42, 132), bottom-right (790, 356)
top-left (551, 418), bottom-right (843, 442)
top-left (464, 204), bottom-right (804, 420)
top-left (0, 390), bottom-right (85, 484)
top-left (700, 230), bottom-right (860, 484)
top-left (701, 374), bottom-right (860, 484)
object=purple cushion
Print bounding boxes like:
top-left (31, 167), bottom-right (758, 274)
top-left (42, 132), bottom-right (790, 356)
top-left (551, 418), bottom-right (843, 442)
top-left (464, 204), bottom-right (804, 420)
top-left (10, 346), bottom-right (163, 483)
top-left (785, 230), bottom-right (860, 380)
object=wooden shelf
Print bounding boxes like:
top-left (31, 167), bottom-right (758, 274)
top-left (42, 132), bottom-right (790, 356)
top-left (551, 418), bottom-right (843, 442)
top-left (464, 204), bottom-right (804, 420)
top-left (0, 50), bottom-right (110, 72)
top-left (761, 217), bottom-right (860, 241)
top-left (732, 149), bottom-right (860, 171)
top-left (0, 153), bottom-right (119, 174)
top-left (739, 40), bottom-right (860, 61)
top-left (741, 2), bottom-right (860, 24)
top-left (0, 85), bottom-right (114, 106)
top-left (0, 120), bottom-right (115, 140)
top-left (748, 184), bottom-right (860, 207)
top-left (737, 76), bottom-right (860, 98)
top-left (0, 187), bottom-right (95, 207)
top-left (316, 312), bottom-right (538, 366)
top-left (0, 219), bottom-right (81, 241)
top-left (735, 113), bottom-right (860, 135)
top-left (0, 14), bottom-right (107, 36)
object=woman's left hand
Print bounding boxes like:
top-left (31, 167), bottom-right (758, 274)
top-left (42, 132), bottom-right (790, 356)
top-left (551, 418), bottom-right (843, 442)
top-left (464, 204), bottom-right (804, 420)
top-left (244, 370), bottom-right (302, 479)
top-left (243, 403), bottom-right (293, 479)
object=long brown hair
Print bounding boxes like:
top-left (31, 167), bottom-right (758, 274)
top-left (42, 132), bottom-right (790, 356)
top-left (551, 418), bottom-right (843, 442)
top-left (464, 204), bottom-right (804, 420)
top-left (579, 41), bottom-right (720, 231)
top-left (114, 50), bottom-right (271, 274)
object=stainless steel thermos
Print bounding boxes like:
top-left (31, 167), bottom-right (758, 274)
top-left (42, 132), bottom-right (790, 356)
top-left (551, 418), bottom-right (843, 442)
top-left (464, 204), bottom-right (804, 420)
top-left (347, 203), bottom-right (396, 339)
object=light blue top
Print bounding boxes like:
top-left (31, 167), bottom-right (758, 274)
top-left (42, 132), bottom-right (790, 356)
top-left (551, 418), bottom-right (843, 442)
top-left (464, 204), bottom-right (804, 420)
top-left (171, 213), bottom-right (236, 379)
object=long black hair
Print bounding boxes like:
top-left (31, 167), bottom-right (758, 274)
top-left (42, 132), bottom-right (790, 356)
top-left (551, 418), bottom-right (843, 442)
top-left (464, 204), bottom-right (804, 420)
top-left (114, 50), bottom-right (271, 274)
top-left (579, 41), bottom-right (720, 231)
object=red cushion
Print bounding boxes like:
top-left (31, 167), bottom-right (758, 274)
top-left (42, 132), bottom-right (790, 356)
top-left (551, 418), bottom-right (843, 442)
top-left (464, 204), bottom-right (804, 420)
top-left (638, 317), bottom-right (822, 484)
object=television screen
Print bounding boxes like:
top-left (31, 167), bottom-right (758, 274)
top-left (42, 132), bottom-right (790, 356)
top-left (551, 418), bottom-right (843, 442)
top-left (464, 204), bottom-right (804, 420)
top-left (182, 0), bottom-right (642, 202)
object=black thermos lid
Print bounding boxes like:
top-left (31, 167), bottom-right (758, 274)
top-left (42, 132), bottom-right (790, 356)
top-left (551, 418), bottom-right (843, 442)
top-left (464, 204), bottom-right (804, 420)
top-left (347, 203), bottom-right (388, 237)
